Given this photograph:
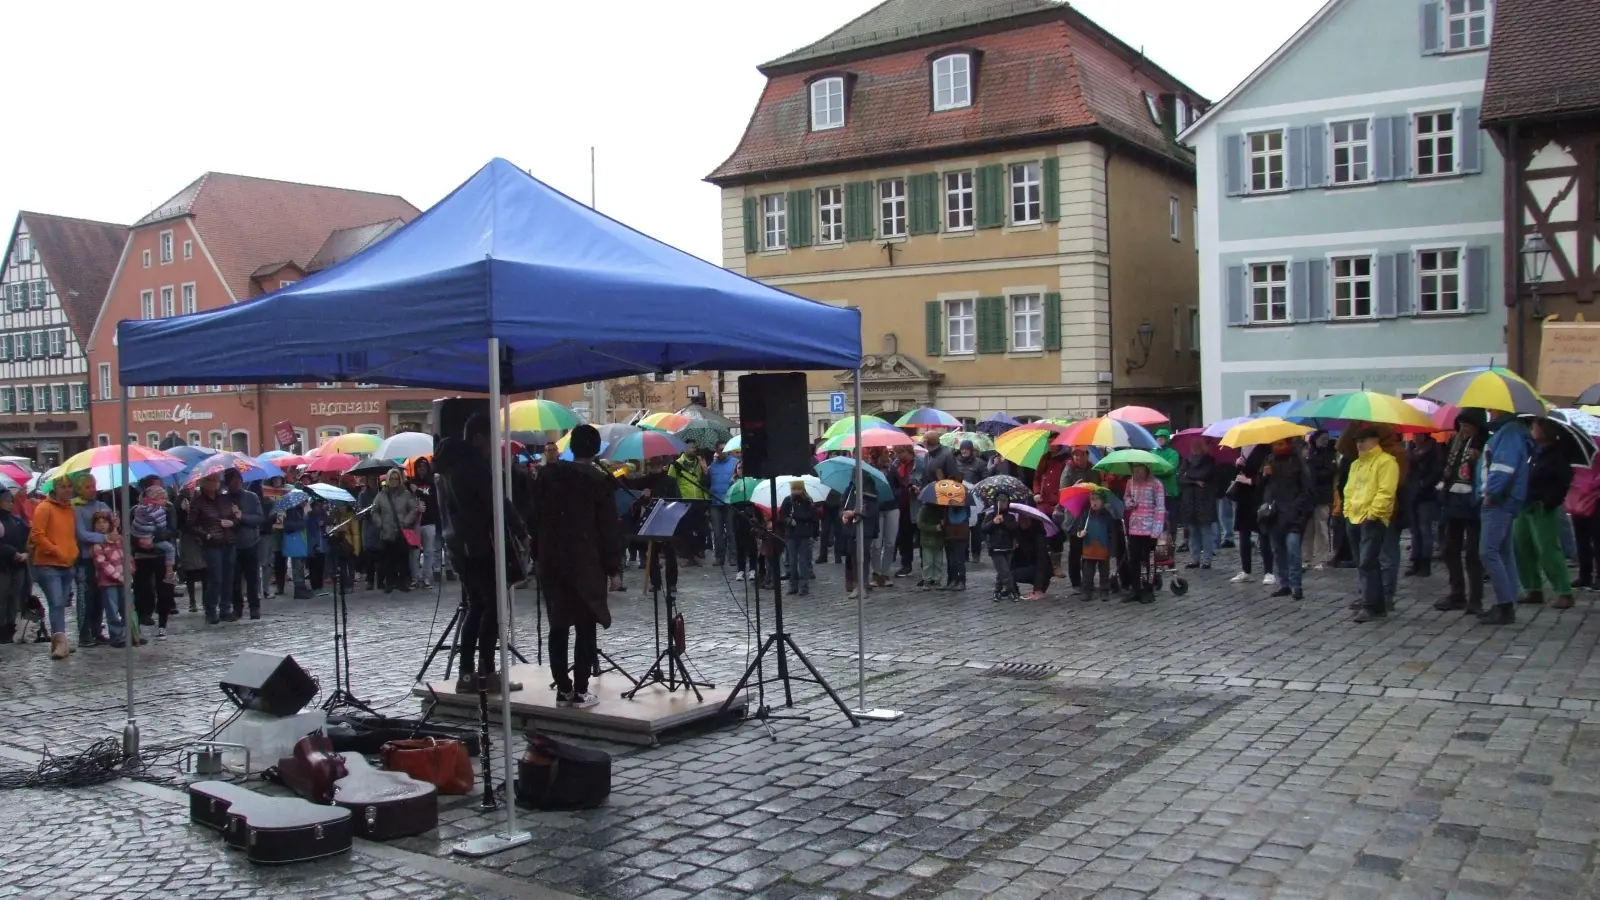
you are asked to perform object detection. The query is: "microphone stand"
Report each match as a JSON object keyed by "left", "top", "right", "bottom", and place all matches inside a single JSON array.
[{"left": 321, "top": 509, "right": 378, "bottom": 716}]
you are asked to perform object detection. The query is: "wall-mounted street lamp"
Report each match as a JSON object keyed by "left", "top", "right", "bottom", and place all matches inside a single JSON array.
[
  {"left": 1125, "top": 319, "right": 1157, "bottom": 374},
  {"left": 1522, "top": 232, "right": 1551, "bottom": 318}
]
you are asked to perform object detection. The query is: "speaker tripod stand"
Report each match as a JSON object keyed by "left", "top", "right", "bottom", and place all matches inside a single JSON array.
[{"left": 416, "top": 574, "right": 533, "bottom": 690}]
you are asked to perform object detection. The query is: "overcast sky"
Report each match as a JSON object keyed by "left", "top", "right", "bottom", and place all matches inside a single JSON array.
[{"left": 3, "top": 0, "right": 1323, "bottom": 265}]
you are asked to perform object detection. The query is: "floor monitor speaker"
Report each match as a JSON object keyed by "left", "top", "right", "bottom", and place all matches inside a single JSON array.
[
  {"left": 738, "top": 373, "right": 813, "bottom": 480},
  {"left": 220, "top": 649, "right": 318, "bottom": 717}
]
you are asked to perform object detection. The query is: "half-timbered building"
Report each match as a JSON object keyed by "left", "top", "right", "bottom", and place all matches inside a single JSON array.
[
  {"left": 1481, "top": 0, "right": 1600, "bottom": 398},
  {"left": 0, "top": 213, "right": 126, "bottom": 466}
]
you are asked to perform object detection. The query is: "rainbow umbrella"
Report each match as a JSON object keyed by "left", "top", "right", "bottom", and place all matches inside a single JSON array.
[
  {"left": 1220, "top": 417, "right": 1314, "bottom": 449},
  {"left": 318, "top": 432, "right": 382, "bottom": 455},
  {"left": 1296, "top": 391, "right": 1438, "bottom": 432},
  {"left": 1419, "top": 366, "right": 1547, "bottom": 415},
  {"left": 993, "top": 423, "right": 1069, "bottom": 468},
  {"left": 1106, "top": 405, "right": 1169, "bottom": 427},
  {"left": 938, "top": 430, "right": 995, "bottom": 453},
  {"left": 56, "top": 444, "right": 187, "bottom": 490},
  {"left": 1092, "top": 448, "right": 1175, "bottom": 477},
  {"left": 895, "top": 407, "right": 962, "bottom": 430},
  {"left": 186, "top": 451, "right": 283, "bottom": 485},
  {"left": 605, "top": 429, "right": 688, "bottom": 462},
  {"left": 638, "top": 412, "right": 693, "bottom": 432},
  {"left": 823, "top": 415, "right": 896, "bottom": 440},
  {"left": 819, "top": 429, "right": 915, "bottom": 452},
  {"left": 1057, "top": 482, "right": 1125, "bottom": 520},
  {"left": 503, "top": 399, "right": 580, "bottom": 433},
  {"left": 1052, "top": 417, "right": 1157, "bottom": 450}
]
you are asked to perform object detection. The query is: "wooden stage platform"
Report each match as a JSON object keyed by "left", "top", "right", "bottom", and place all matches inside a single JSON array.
[{"left": 412, "top": 663, "right": 747, "bottom": 746}]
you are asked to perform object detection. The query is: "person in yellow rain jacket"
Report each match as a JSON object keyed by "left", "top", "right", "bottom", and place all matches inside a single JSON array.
[{"left": 1344, "top": 427, "right": 1399, "bottom": 623}]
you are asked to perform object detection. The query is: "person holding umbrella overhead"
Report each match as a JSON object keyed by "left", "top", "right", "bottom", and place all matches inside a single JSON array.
[{"left": 1514, "top": 419, "right": 1576, "bottom": 609}]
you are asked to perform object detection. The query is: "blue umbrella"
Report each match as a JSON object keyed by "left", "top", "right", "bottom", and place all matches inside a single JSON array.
[
  {"left": 815, "top": 456, "right": 891, "bottom": 499},
  {"left": 186, "top": 452, "right": 283, "bottom": 486},
  {"left": 303, "top": 483, "right": 356, "bottom": 503},
  {"left": 1253, "top": 399, "right": 1308, "bottom": 420},
  {"left": 976, "top": 412, "right": 1021, "bottom": 437},
  {"left": 165, "top": 445, "right": 216, "bottom": 468}
]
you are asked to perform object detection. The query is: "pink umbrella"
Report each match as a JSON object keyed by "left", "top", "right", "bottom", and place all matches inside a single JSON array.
[
  {"left": 1170, "top": 428, "right": 1240, "bottom": 465},
  {"left": 305, "top": 452, "right": 358, "bottom": 474},
  {"left": 1405, "top": 397, "right": 1461, "bottom": 432},
  {"left": 1106, "top": 405, "right": 1169, "bottom": 427}
]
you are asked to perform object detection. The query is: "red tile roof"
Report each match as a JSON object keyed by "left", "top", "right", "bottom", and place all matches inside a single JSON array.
[
  {"left": 1482, "top": 0, "right": 1600, "bottom": 123},
  {"left": 136, "top": 173, "right": 419, "bottom": 299},
  {"left": 19, "top": 212, "right": 127, "bottom": 346},
  {"left": 708, "top": 11, "right": 1200, "bottom": 184}
]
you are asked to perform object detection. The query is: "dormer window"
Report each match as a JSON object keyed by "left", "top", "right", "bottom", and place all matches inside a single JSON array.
[
  {"left": 1174, "top": 97, "right": 1190, "bottom": 128},
  {"left": 810, "top": 76, "right": 845, "bottom": 131},
  {"left": 932, "top": 53, "right": 971, "bottom": 111},
  {"left": 1144, "top": 93, "right": 1162, "bottom": 126}
]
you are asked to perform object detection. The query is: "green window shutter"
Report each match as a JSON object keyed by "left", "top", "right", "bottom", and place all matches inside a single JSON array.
[
  {"left": 977, "top": 296, "right": 1006, "bottom": 353},
  {"left": 908, "top": 173, "right": 939, "bottom": 235},
  {"left": 787, "top": 190, "right": 812, "bottom": 247},
  {"left": 844, "top": 181, "right": 875, "bottom": 242},
  {"left": 924, "top": 300, "right": 943, "bottom": 357},
  {"left": 976, "top": 165, "right": 1005, "bottom": 229},
  {"left": 1043, "top": 156, "right": 1061, "bottom": 223},
  {"left": 743, "top": 197, "right": 759, "bottom": 253},
  {"left": 1044, "top": 291, "right": 1062, "bottom": 351}
]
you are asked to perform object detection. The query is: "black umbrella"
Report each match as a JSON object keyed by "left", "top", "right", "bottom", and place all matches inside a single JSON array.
[
  {"left": 1519, "top": 413, "right": 1598, "bottom": 467},
  {"left": 676, "top": 404, "right": 738, "bottom": 429},
  {"left": 1578, "top": 383, "right": 1600, "bottom": 407},
  {"left": 347, "top": 456, "right": 397, "bottom": 477}
]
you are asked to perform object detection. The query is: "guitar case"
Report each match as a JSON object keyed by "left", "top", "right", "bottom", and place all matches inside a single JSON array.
[
  {"left": 334, "top": 754, "right": 439, "bottom": 840},
  {"left": 514, "top": 732, "right": 611, "bottom": 810},
  {"left": 188, "top": 781, "right": 352, "bottom": 864}
]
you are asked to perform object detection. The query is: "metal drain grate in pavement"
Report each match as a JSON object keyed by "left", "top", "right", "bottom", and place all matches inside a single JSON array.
[{"left": 978, "top": 663, "right": 1062, "bottom": 680}]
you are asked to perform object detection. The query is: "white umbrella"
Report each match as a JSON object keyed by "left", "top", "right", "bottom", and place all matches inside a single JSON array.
[
  {"left": 751, "top": 474, "right": 829, "bottom": 509},
  {"left": 375, "top": 431, "right": 434, "bottom": 461}
]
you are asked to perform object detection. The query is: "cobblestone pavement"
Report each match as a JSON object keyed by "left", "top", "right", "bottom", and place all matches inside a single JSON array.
[{"left": 4, "top": 556, "right": 1600, "bottom": 899}]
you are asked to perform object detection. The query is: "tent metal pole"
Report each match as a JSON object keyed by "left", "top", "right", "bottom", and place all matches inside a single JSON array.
[
  {"left": 851, "top": 367, "right": 902, "bottom": 723},
  {"left": 452, "top": 337, "right": 530, "bottom": 858},
  {"left": 120, "top": 391, "right": 139, "bottom": 757}
]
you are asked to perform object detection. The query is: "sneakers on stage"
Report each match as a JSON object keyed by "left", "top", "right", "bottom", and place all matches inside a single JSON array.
[{"left": 557, "top": 691, "right": 600, "bottom": 709}]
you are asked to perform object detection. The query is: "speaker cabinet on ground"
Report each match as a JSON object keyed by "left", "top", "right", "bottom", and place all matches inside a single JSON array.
[
  {"left": 431, "top": 398, "right": 490, "bottom": 445},
  {"left": 737, "top": 373, "right": 813, "bottom": 479},
  {"left": 220, "top": 650, "right": 318, "bottom": 717}
]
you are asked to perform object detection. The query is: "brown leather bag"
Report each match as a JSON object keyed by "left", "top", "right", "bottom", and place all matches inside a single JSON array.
[{"left": 379, "top": 737, "right": 474, "bottom": 795}]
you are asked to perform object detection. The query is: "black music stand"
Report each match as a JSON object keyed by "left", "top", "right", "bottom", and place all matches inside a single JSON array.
[
  {"left": 322, "top": 516, "right": 378, "bottom": 716},
  {"left": 624, "top": 500, "right": 713, "bottom": 701}
]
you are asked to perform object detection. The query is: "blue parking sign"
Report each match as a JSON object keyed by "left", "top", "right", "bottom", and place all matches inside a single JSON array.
[{"left": 829, "top": 392, "right": 847, "bottom": 414}]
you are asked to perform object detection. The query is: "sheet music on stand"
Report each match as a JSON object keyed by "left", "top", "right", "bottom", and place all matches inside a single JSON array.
[{"left": 639, "top": 500, "right": 690, "bottom": 540}]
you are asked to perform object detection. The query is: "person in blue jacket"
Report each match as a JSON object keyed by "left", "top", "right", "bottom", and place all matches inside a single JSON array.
[
  {"left": 705, "top": 444, "right": 739, "bottom": 567},
  {"left": 1478, "top": 411, "right": 1533, "bottom": 625}
]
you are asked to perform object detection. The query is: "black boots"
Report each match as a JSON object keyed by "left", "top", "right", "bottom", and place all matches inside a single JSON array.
[{"left": 1478, "top": 604, "right": 1515, "bottom": 625}]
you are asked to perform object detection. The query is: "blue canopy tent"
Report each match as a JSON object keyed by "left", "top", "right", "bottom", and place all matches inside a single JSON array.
[{"left": 111, "top": 158, "right": 886, "bottom": 854}]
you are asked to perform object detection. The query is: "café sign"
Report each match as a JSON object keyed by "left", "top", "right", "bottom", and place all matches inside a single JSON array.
[
  {"left": 132, "top": 403, "right": 215, "bottom": 424},
  {"left": 311, "top": 401, "right": 381, "bottom": 417}
]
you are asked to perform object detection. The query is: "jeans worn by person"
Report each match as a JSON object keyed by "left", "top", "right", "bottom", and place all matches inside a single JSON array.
[
  {"left": 1217, "top": 496, "right": 1236, "bottom": 544},
  {"left": 1480, "top": 504, "right": 1520, "bottom": 607},
  {"left": 233, "top": 544, "right": 262, "bottom": 617},
  {"left": 1381, "top": 520, "right": 1402, "bottom": 604},
  {"left": 99, "top": 584, "right": 128, "bottom": 645},
  {"left": 875, "top": 509, "right": 900, "bottom": 578},
  {"left": 783, "top": 535, "right": 813, "bottom": 593},
  {"left": 1354, "top": 520, "right": 1386, "bottom": 615},
  {"left": 1189, "top": 521, "right": 1218, "bottom": 566},
  {"left": 35, "top": 565, "right": 74, "bottom": 636},
  {"left": 1410, "top": 499, "right": 1439, "bottom": 571},
  {"left": 991, "top": 550, "right": 1018, "bottom": 598},
  {"left": 409, "top": 523, "right": 440, "bottom": 585},
  {"left": 1268, "top": 529, "right": 1303, "bottom": 593},
  {"left": 708, "top": 506, "right": 733, "bottom": 566},
  {"left": 201, "top": 545, "right": 237, "bottom": 622}
]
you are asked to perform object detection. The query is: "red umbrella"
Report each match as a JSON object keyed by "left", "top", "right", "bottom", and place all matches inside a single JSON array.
[
  {"left": 0, "top": 462, "right": 28, "bottom": 484},
  {"left": 1106, "top": 405, "right": 1169, "bottom": 427},
  {"left": 305, "top": 452, "right": 358, "bottom": 474}
]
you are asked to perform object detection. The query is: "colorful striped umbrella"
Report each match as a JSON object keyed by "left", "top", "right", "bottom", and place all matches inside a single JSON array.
[
  {"left": 186, "top": 451, "right": 283, "bottom": 485},
  {"left": 823, "top": 415, "right": 896, "bottom": 439},
  {"left": 818, "top": 428, "right": 915, "bottom": 452},
  {"left": 1296, "top": 391, "right": 1438, "bottom": 432},
  {"left": 1106, "top": 405, "right": 1169, "bottom": 427},
  {"left": 938, "top": 430, "right": 995, "bottom": 453},
  {"left": 503, "top": 399, "right": 581, "bottom": 433},
  {"left": 1057, "top": 482, "right": 1125, "bottom": 520},
  {"left": 318, "top": 432, "right": 382, "bottom": 455},
  {"left": 1220, "top": 417, "right": 1314, "bottom": 449},
  {"left": 638, "top": 412, "right": 693, "bottom": 432},
  {"left": 1092, "top": 448, "right": 1175, "bottom": 477},
  {"left": 57, "top": 444, "right": 187, "bottom": 490},
  {"left": 993, "top": 423, "right": 1069, "bottom": 468},
  {"left": 1405, "top": 397, "right": 1462, "bottom": 432},
  {"left": 604, "top": 430, "right": 688, "bottom": 462},
  {"left": 305, "top": 452, "right": 359, "bottom": 474},
  {"left": 895, "top": 407, "right": 962, "bottom": 430},
  {"left": 1051, "top": 417, "right": 1158, "bottom": 450},
  {"left": 1419, "top": 366, "right": 1548, "bottom": 415}
]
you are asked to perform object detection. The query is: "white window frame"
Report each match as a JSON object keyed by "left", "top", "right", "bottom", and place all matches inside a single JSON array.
[
  {"left": 13, "top": 236, "right": 30, "bottom": 263},
  {"left": 1415, "top": 245, "right": 1465, "bottom": 315},
  {"left": 163, "top": 385, "right": 179, "bottom": 397},
  {"left": 944, "top": 170, "right": 974, "bottom": 232},
  {"left": 98, "top": 434, "right": 111, "bottom": 446},
  {"left": 810, "top": 77, "right": 844, "bottom": 131},
  {"left": 50, "top": 384, "right": 67, "bottom": 414},
  {"left": 139, "top": 290, "right": 154, "bottom": 320},
  {"left": 1328, "top": 117, "right": 1373, "bottom": 185},
  {"left": 1009, "top": 162, "right": 1042, "bottom": 225},
  {"left": 761, "top": 194, "right": 787, "bottom": 251},
  {"left": 160, "top": 286, "right": 175, "bottom": 317},
  {"left": 1143, "top": 92, "right": 1162, "bottom": 125},
  {"left": 183, "top": 239, "right": 193, "bottom": 260},
  {"left": 1329, "top": 254, "right": 1377, "bottom": 320},
  {"left": 278, "top": 280, "right": 296, "bottom": 290},
  {"left": 141, "top": 250, "right": 151, "bottom": 269},
  {"left": 816, "top": 186, "right": 844, "bottom": 244},
  {"left": 0, "top": 388, "right": 12, "bottom": 415},
  {"left": 14, "top": 386, "right": 28, "bottom": 413},
  {"left": 27, "top": 281, "right": 45, "bottom": 309},
  {"left": 207, "top": 384, "right": 222, "bottom": 393},
  {"left": 48, "top": 329, "right": 65, "bottom": 357},
  {"left": 1443, "top": 0, "right": 1491, "bottom": 52},
  {"left": 1246, "top": 129, "right": 1287, "bottom": 193},
  {"left": 33, "top": 386, "right": 48, "bottom": 413},
  {"left": 276, "top": 382, "right": 300, "bottom": 389},
  {"left": 181, "top": 282, "right": 196, "bottom": 314},
  {"left": 1175, "top": 97, "right": 1190, "bottom": 129},
  {"left": 316, "top": 425, "right": 347, "bottom": 443},
  {"left": 208, "top": 430, "right": 225, "bottom": 450},
  {"left": 932, "top": 53, "right": 972, "bottom": 111},
  {"left": 186, "top": 430, "right": 201, "bottom": 445},
  {"left": 70, "top": 382, "right": 86, "bottom": 411},
  {"left": 1246, "top": 391, "right": 1296, "bottom": 414},
  {"left": 1008, "top": 292, "right": 1044, "bottom": 352},
  {"left": 1245, "top": 259, "right": 1291, "bottom": 324},
  {"left": 1413, "top": 108, "right": 1459, "bottom": 178},
  {"left": 99, "top": 363, "right": 112, "bottom": 400},
  {"left": 879, "top": 178, "right": 907, "bottom": 238},
  {"left": 945, "top": 296, "right": 976, "bottom": 356},
  {"left": 159, "top": 230, "right": 173, "bottom": 264},
  {"left": 29, "top": 331, "right": 44, "bottom": 358},
  {"left": 1168, "top": 197, "right": 1181, "bottom": 241}
]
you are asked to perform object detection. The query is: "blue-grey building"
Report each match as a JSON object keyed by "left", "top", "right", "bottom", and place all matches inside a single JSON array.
[{"left": 1183, "top": 0, "right": 1505, "bottom": 422}]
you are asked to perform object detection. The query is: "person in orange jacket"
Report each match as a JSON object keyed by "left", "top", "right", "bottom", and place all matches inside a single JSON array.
[{"left": 29, "top": 477, "right": 79, "bottom": 659}]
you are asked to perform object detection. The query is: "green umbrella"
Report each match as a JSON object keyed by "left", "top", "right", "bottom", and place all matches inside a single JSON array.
[
  {"left": 939, "top": 430, "right": 995, "bottom": 453},
  {"left": 823, "top": 415, "right": 894, "bottom": 439},
  {"left": 724, "top": 476, "right": 762, "bottom": 505},
  {"left": 1093, "top": 448, "right": 1174, "bottom": 477},
  {"left": 677, "top": 421, "right": 733, "bottom": 446}
]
